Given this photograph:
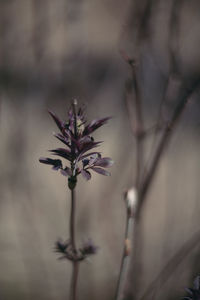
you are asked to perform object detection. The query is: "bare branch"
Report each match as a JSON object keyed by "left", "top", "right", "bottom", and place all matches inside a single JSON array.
[{"left": 139, "top": 230, "right": 200, "bottom": 300}]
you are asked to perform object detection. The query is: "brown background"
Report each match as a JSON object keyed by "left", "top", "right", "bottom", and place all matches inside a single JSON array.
[{"left": 0, "top": 1, "right": 200, "bottom": 299}]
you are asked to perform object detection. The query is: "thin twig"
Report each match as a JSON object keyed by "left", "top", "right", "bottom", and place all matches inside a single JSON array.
[
  {"left": 115, "top": 188, "right": 138, "bottom": 300},
  {"left": 115, "top": 214, "right": 133, "bottom": 300},
  {"left": 138, "top": 80, "right": 200, "bottom": 216},
  {"left": 125, "top": 60, "right": 144, "bottom": 188},
  {"left": 117, "top": 56, "right": 144, "bottom": 300},
  {"left": 139, "top": 230, "right": 200, "bottom": 300},
  {"left": 70, "top": 261, "right": 79, "bottom": 300}
]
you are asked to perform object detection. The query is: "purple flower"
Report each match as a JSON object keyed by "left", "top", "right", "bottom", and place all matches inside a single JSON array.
[
  {"left": 39, "top": 101, "right": 113, "bottom": 187},
  {"left": 54, "top": 239, "right": 70, "bottom": 254},
  {"left": 54, "top": 238, "right": 98, "bottom": 261},
  {"left": 184, "top": 276, "right": 200, "bottom": 300},
  {"left": 80, "top": 239, "right": 98, "bottom": 256}
]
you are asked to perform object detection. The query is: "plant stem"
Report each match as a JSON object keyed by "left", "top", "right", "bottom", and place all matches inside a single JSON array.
[
  {"left": 115, "top": 188, "right": 137, "bottom": 300},
  {"left": 70, "top": 188, "right": 76, "bottom": 251},
  {"left": 139, "top": 229, "right": 200, "bottom": 300},
  {"left": 139, "top": 80, "right": 200, "bottom": 215},
  {"left": 115, "top": 214, "right": 134, "bottom": 300},
  {"left": 69, "top": 188, "right": 79, "bottom": 300},
  {"left": 70, "top": 260, "right": 79, "bottom": 300},
  {"left": 115, "top": 63, "right": 144, "bottom": 300},
  {"left": 69, "top": 99, "right": 79, "bottom": 300}
]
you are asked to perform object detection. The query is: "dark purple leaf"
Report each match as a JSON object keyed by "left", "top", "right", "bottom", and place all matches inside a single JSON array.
[
  {"left": 50, "top": 148, "right": 71, "bottom": 161},
  {"left": 77, "top": 106, "right": 86, "bottom": 121},
  {"left": 54, "top": 133, "right": 71, "bottom": 148},
  {"left": 60, "top": 167, "right": 72, "bottom": 177},
  {"left": 52, "top": 165, "right": 61, "bottom": 171},
  {"left": 81, "top": 169, "right": 91, "bottom": 180},
  {"left": 91, "top": 167, "right": 111, "bottom": 176},
  {"left": 63, "top": 128, "right": 78, "bottom": 145},
  {"left": 55, "top": 239, "right": 70, "bottom": 253},
  {"left": 39, "top": 157, "right": 62, "bottom": 168},
  {"left": 94, "top": 157, "right": 114, "bottom": 168},
  {"left": 48, "top": 110, "right": 64, "bottom": 132},
  {"left": 83, "top": 117, "right": 111, "bottom": 136},
  {"left": 78, "top": 141, "right": 102, "bottom": 156},
  {"left": 81, "top": 239, "right": 98, "bottom": 256},
  {"left": 79, "top": 136, "right": 93, "bottom": 144}
]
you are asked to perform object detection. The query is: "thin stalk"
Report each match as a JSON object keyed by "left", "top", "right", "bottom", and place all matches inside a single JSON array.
[
  {"left": 115, "top": 62, "right": 143, "bottom": 300},
  {"left": 115, "top": 188, "right": 138, "bottom": 300},
  {"left": 70, "top": 261, "right": 79, "bottom": 300},
  {"left": 70, "top": 188, "right": 76, "bottom": 251},
  {"left": 115, "top": 214, "right": 134, "bottom": 300},
  {"left": 69, "top": 99, "right": 79, "bottom": 300},
  {"left": 139, "top": 229, "right": 200, "bottom": 300},
  {"left": 138, "top": 81, "right": 200, "bottom": 216}
]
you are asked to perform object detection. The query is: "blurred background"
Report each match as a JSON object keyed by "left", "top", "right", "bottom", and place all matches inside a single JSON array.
[{"left": 0, "top": 0, "right": 200, "bottom": 299}]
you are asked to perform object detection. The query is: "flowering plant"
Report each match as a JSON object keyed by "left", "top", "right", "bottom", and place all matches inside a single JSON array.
[
  {"left": 39, "top": 100, "right": 113, "bottom": 189},
  {"left": 39, "top": 100, "right": 113, "bottom": 300}
]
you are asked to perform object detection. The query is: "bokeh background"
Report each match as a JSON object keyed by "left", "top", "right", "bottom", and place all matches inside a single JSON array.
[{"left": 0, "top": 0, "right": 200, "bottom": 299}]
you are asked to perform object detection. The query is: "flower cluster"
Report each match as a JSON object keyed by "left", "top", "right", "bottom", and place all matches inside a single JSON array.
[
  {"left": 184, "top": 276, "right": 200, "bottom": 300},
  {"left": 55, "top": 238, "right": 98, "bottom": 261},
  {"left": 39, "top": 101, "right": 113, "bottom": 189}
]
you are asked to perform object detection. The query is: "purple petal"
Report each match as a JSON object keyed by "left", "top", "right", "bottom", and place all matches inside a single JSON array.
[
  {"left": 91, "top": 167, "right": 111, "bottom": 176},
  {"left": 78, "top": 152, "right": 101, "bottom": 162},
  {"left": 48, "top": 110, "right": 64, "bottom": 132},
  {"left": 55, "top": 239, "right": 70, "bottom": 253},
  {"left": 94, "top": 157, "right": 114, "bottom": 168},
  {"left": 83, "top": 117, "right": 111, "bottom": 136},
  {"left": 81, "top": 169, "right": 91, "bottom": 180},
  {"left": 50, "top": 148, "right": 71, "bottom": 161},
  {"left": 52, "top": 165, "right": 61, "bottom": 171},
  {"left": 79, "top": 136, "right": 92, "bottom": 144},
  {"left": 88, "top": 154, "right": 99, "bottom": 165},
  {"left": 81, "top": 239, "right": 98, "bottom": 255},
  {"left": 82, "top": 158, "right": 89, "bottom": 167},
  {"left": 60, "top": 167, "right": 72, "bottom": 177}
]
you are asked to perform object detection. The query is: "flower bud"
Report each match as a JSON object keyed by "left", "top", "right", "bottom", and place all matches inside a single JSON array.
[
  {"left": 124, "top": 187, "right": 138, "bottom": 218},
  {"left": 68, "top": 176, "right": 77, "bottom": 190}
]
